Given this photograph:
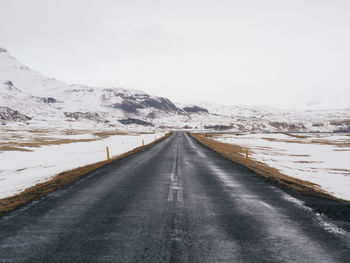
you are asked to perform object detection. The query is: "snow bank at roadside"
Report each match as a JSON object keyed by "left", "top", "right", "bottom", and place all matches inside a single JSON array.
[
  {"left": 0, "top": 133, "right": 165, "bottom": 198},
  {"left": 213, "top": 133, "right": 350, "bottom": 201}
]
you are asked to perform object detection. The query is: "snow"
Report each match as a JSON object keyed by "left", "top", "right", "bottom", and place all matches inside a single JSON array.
[
  {"left": 2, "top": 46, "right": 350, "bottom": 200},
  {"left": 2, "top": 46, "right": 350, "bottom": 133},
  {"left": 213, "top": 133, "right": 350, "bottom": 201},
  {"left": 0, "top": 132, "right": 165, "bottom": 199},
  {"left": 0, "top": 49, "right": 68, "bottom": 96}
]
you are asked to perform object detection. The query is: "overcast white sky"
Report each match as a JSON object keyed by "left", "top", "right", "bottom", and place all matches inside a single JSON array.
[{"left": 1, "top": 0, "right": 350, "bottom": 109}]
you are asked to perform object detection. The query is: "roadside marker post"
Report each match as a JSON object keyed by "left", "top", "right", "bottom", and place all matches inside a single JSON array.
[
  {"left": 246, "top": 149, "right": 248, "bottom": 163},
  {"left": 142, "top": 139, "right": 144, "bottom": 146},
  {"left": 106, "top": 146, "right": 110, "bottom": 161}
]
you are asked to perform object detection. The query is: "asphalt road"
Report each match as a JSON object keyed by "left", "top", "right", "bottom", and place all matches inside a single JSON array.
[{"left": 0, "top": 131, "right": 350, "bottom": 262}]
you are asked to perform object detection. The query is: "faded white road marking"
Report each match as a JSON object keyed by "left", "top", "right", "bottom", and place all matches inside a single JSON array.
[
  {"left": 168, "top": 188, "right": 174, "bottom": 201},
  {"left": 167, "top": 135, "right": 184, "bottom": 203}
]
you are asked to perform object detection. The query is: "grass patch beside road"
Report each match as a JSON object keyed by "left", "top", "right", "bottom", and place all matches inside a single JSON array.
[
  {"left": 0, "top": 146, "right": 33, "bottom": 152},
  {"left": 0, "top": 130, "right": 159, "bottom": 152}
]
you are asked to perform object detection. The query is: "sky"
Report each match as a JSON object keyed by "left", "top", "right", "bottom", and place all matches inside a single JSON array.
[{"left": 0, "top": 0, "right": 350, "bottom": 109}]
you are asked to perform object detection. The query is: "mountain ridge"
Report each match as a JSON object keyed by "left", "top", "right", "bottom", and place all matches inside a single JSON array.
[{"left": 0, "top": 47, "right": 349, "bottom": 133}]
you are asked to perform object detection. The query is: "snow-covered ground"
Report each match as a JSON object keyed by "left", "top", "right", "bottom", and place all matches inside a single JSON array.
[
  {"left": 0, "top": 132, "right": 165, "bottom": 199},
  {"left": 212, "top": 133, "right": 350, "bottom": 201}
]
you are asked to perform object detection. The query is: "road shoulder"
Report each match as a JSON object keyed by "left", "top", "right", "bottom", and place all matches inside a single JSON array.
[{"left": 0, "top": 131, "right": 173, "bottom": 216}]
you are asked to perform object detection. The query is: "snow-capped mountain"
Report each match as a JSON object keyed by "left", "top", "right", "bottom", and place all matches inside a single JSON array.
[
  {"left": 188, "top": 101, "right": 350, "bottom": 132},
  {"left": 0, "top": 47, "right": 192, "bottom": 128},
  {"left": 1, "top": 46, "right": 350, "bottom": 133},
  {"left": 0, "top": 47, "right": 67, "bottom": 96}
]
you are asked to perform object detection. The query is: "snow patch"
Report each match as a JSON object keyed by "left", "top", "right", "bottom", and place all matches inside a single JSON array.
[
  {"left": 214, "top": 133, "right": 350, "bottom": 201},
  {"left": 0, "top": 132, "right": 165, "bottom": 198}
]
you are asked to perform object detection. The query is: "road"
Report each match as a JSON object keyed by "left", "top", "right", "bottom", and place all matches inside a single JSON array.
[{"left": 0, "top": 131, "right": 349, "bottom": 262}]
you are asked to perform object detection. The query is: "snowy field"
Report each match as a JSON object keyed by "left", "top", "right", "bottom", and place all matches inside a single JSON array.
[
  {"left": 212, "top": 133, "right": 350, "bottom": 201},
  {"left": 0, "top": 131, "right": 165, "bottom": 199}
]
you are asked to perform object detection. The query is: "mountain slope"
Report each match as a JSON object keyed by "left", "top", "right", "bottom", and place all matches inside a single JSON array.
[
  {"left": 0, "top": 48, "right": 67, "bottom": 96},
  {"left": 0, "top": 47, "right": 199, "bottom": 129},
  {"left": 0, "top": 46, "right": 349, "bottom": 133}
]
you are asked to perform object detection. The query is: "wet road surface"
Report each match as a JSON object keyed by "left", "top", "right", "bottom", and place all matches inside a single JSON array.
[{"left": 0, "top": 131, "right": 349, "bottom": 262}]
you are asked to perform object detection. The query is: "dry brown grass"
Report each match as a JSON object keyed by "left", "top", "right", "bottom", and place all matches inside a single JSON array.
[
  {"left": 293, "top": 160, "right": 322, "bottom": 164},
  {"left": 329, "top": 168, "right": 350, "bottom": 175},
  {"left": 283, "top": 133, "right": 309, "bottom": 139},
  {"left": 309, "top": 139, "right": 350, "bottom": 147},
  {"left": 207, "top": 132, "right": 350, "bottom": 148},
  {"left": 18, "top": 138, "right": 97, "bottom": 147},
  {"left": 0, "top": 138, "right": 98, "bottom": 152},
  {"left": 289, "top": 154, "right": 310, "bottom": 157},
  {"left": 190, "top": 133, "right": 343, "bottom": 201},
  {"left": 0, "top": 146, "right": 32, "bottom": 152},
  {"left": 259, "top": 136, "right": 350, "bottom": 148},
  {"left": 0, "top": 131, "right": 173, "bottom": 216},
  {"left": 135, "top": 131, "right": 156, "bottom": 135},
  {"left": 0, "top": 130, "right": 145, "bottom": 152},
  {"left": 93, "top": 131, "right": 129, "bottom": 138},
  {"left": 27, "top": 129, "right": 52, "bottom": 134}
]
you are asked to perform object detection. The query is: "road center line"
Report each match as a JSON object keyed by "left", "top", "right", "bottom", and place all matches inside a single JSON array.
[{"left": 168, "top": 136, "right": 184, "bottom": 203}]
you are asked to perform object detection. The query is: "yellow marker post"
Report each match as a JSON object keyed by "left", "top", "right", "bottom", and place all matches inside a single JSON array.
[
  {"left": 106, "top": 146, "right": 110, "bottom": 161},
  {"left": 246, "top": 149, "right": 248, "bottom": 163},
  {"left": 142, "top": 139, "right": 144, "bottom": 146}
]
